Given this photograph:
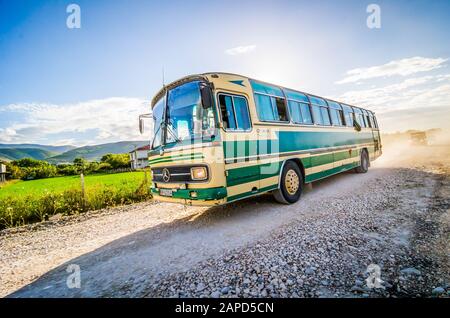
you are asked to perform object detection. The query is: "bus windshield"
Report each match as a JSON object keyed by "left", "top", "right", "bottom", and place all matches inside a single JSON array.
[{"left": 151, "top": 81, "right": 217, "bottom": 149}]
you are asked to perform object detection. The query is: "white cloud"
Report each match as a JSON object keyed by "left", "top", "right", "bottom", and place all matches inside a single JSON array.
[
  {"left": 335, "top": 73, "right": 450, "bottom": 132},
  {"left": 336, "top": 57, "right": 447, "bottom": 84},
  {"left": 0, "top": 97, "right": 151, "bottom": 145},
  {"left": 335, "top": 73, "right": 450, "bottom": 118},
  {"left": 0, "top": 127, "right": 18, "bottom": 142},
  {"left": 225, "top": 45, "right": 256, "bottom": 56}
]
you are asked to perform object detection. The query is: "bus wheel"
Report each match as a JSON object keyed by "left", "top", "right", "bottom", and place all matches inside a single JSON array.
[
  {"left": 273, "top": 161, "right": 303, "bottom": 204},
  {"left": 355, "top": 150, "right": 369, "bottom": 173}
]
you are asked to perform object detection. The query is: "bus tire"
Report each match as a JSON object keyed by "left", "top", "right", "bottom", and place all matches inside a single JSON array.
[
  {"left": 355, "top": 149, "right": 369, "bottom": 173},
  {"left": 273, "top": 161, "right": 303, "bottom": 204}
]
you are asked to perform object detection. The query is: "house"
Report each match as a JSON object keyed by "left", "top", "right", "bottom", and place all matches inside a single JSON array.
[
  {"left": 0, "top": 163, "right": 7, "bottom": 183},
  {"left": 129, "top": 144, "right": 150, "bottom": 169}
]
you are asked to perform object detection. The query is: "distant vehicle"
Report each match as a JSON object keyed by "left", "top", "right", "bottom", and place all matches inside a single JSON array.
[
  {"left": 410, "top": 132, "right": 428, "bottom": 146},
  {"left": 139, "top": 73, "right": 382, "bottom": 206}
]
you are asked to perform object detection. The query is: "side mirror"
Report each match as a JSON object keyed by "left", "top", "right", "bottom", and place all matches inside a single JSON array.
[
  {"left": 200, "top": 83, "right": 213, "bottom": 109},
  {"left": 139, "top": 118, "right": 144, "bottom": 134}
]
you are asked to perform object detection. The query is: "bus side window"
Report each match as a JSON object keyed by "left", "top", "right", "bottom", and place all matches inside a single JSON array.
[
  {"left": 352, "top": 108, "right": 366, "bottom": 128},
  {"left": 366, "top": 115, "right": 373, "bottom": 128},
  {"left": 288, "top": 100, "right": 313, "bottom": 125},
  {"left": 251, "top": 80, "right": 288, "bottom": 122},
  {"left": 329, "top": 109, "right": 339, "bottom": 125},
  {"left": 320, "top": 107, "right": 331, "bottom": 125},
  {"left": 284, "top": 89, "right": 313, "bottom": 125},
  {"left": 311, "top": 105, "right": 331, "bottom": 126},
  {"left": 332, "top": 108, "right": 345, "bottom": 126},
  {"left": 218, "top": 93, "right": 251, "bottom": 131},
  {"left": 338, "top": 109, "right": 345, "bottom": 125},
  {"left": 233, "top": 96, "right": 251, "bottom": 130},
  {"left": 341, "top": 105, "right": 353, "bottom": 127},
  {"left": 273, "top": 97, "right": 288, "bottom": 121},
  {"left": 362, "top": 111, "right": 369, "bottom": 128},
  {"left": 255, "top": 94, "right": 274, "bottom": 121},
  {"left": 254, "top": 93, "right": 288, "bottom": 122},
  {"left": 357, "top": 114, "right": 364, "bottom": 127},
  {"left": 327, "top": 101, "right": 344, "bottom": 126},
  {"left": 373, "top": 116, "right": 379, "bottom": 128},
  {"left": 345, "top": 112, "right": 353, "bottom": 126},
  {"left": 360, "top": 114, "right": 367, "bottom": 127},
  {"left": 300, "top": 103, "right": 313, "bottom": 124},
  {"left": 219, "top": 94, "right": 236, "bottom": 129},
  {"left": 311, "top": 105, "right": 323, "bottom": 125},
  {"left": 288, "top": 100, "right": 303, "bottom": 123}
]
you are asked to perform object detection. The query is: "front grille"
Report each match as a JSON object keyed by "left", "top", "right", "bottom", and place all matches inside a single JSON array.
[{"left": 152, "top": 165, "right": 208, "bottom": 183}]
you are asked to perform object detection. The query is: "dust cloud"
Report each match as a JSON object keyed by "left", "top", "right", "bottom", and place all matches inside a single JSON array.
[{"left": 376, "top": 128, "right": 450, "bottom": 168}]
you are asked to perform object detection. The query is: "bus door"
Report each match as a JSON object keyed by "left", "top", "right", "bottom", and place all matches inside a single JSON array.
[{"left": 218, "top": 92, "right": 259, "bottom": 193}]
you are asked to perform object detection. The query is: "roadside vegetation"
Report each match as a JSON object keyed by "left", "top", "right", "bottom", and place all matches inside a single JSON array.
[
  {"left": 0, "top": 171, "right": 151, "bottom": 230},
  {"left": 4, "top": 153, "right": 131, "bottom": 181},
  {"left": 0, "top": 153, "right": 152, "bottom": 230}
]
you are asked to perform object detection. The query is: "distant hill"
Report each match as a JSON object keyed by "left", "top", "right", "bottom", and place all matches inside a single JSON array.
[
  {"left": 0, "top": 143, "right": 76, "bottom": 153},
  {"left": 0, "top": 148, "right": 56, "bottom": 161},
  {"left": 46, "top": 141, "right": 149, "bottom": 163}
]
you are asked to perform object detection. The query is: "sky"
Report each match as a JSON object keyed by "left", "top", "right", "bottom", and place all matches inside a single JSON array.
[{"left": 0, "top": 0, "right": 449, "bottom": 146}]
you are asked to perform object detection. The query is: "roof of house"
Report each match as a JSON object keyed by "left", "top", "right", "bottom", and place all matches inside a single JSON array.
[{"left": 130, "top": 144, "right": 150, "bottom": 152}]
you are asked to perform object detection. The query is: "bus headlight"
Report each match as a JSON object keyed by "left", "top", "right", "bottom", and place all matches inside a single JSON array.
[{"left": 190, "top": 167, "right": 208, "bottom": 180}]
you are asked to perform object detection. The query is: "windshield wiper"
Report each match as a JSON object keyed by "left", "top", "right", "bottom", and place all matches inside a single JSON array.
[{"left": 165, "top": 119, "right": 181, "bottom": 144}]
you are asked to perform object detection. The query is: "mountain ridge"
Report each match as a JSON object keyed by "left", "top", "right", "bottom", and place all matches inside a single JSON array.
[
  {"left": 46, "top": 140, "right": 149, "bottom": 163},
  {"left": 0, "top": 148, "right": 56, "bottom": 161},
  {"left": 0, "top": 143, "right": 76, "bottom": 153},
  {"left": 0, "top": 141, "right": 149, "bottom": 163}
]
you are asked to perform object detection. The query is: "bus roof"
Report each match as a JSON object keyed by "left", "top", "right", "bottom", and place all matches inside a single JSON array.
[{"left": 151, "top": 72, "right": 375, "bottom": 115}]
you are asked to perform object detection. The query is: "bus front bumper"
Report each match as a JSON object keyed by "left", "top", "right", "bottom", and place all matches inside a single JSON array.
[{"left": 151, "top": 186, "right": 228, "bottom": 206}]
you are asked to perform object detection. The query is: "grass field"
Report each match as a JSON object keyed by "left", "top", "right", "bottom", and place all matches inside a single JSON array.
[
  {"left": 0, "top": 172, "right": 147, "bottom": 198},
  {"left": 0, "top": 171, "right": 152, "bottom": 229}
]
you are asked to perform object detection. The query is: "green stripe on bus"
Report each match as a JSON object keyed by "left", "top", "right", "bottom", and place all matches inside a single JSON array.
[
  {"left": 226, "top": 162, "right": 282, "bottom": 187},
  {"left": 332, "top": 149, "right": 360, "bottom": 162},
  {"left": 227, "top": 184, "right": 279, "bottom": 202},
  {"left": 228, "top": 161, "right": 359, "bottom": 202},
  {"left": 152, "top": 186, "right": 227, "bottom": 200},
  {"left": 149, "top": 153, "right": 204, "bottom": 165},
  {"left": 305, "top": 162, "right": 359, "bottom": 183},
  {"left": 225, "top": 149, "right": 361, "bottom": 187},
  {"left": 149, "top": 155, "right": 204, "bottom": 165},
  {"left": 223, "top": 130, "right": 374, "bottom": 159}
]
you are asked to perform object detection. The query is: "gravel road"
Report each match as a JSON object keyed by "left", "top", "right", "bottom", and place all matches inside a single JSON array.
[{"left": 1, "top": 144, "right": 449, "bottom": 298}]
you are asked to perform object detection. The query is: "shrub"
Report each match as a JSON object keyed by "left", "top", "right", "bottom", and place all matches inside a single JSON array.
[
  {"left": 9, "top": 158, "right": 58, "bottom": 180},
  {"left": 57, "top": 164, "right": 79, "bottom": 176},
  {"left": 101, "top": 153, "right": 130, "bottom": 169},
  {"left": 0, "top": 172, "right": 152, "bottom": 230}
]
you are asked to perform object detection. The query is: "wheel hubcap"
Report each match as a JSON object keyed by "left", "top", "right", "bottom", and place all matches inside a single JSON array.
[{"left": 285, "top": 169, "right": 300, "bottom": 195}]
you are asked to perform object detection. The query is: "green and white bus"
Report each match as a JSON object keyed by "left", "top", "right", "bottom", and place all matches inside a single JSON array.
[{"left": 139, "top": 72, "right": 382, "bottom": 206}]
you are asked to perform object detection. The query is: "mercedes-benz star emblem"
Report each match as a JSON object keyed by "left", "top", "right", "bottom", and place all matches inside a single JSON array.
[{"left": 162, "top": 168, "right": 170, "bottom": 182}]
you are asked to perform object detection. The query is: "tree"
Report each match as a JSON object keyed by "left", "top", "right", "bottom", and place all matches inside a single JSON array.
[
  {"left": 9, "top": 158, "right": 57, "bottom": 180},
  {"left": 57, "top": 164, "right": 79, "bottom": 176},
  {"left": 5, "top": 162, "right": 23, "bottom": 180},
  {"left": 73, "top": 157, "right": 88, "bottom": 174},
  {"left": 12, "top": 158, "right": 43, "bottom": 168},
  {"left": 100, "top": 153, "right": 130, "bottom": 169}
]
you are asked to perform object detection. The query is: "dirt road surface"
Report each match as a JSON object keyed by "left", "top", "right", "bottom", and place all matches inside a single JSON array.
[{"left": 1, "top": 143, "right": 449, "bottom": 298}]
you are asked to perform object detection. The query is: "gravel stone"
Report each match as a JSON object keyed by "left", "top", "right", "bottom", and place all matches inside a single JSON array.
[{"left": 2, "top": 146, "right": 449, "bottom": 298}]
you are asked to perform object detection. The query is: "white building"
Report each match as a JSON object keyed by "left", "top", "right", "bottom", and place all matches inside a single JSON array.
[{"left": 129, "top": 145, "right": 150, "bottom": 169}]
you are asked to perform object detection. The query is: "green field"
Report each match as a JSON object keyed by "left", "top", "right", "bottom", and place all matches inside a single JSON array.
[
  {"left": 0, "top": 172, "right": 146, "bottom": 198},
  {"left": 0, "top": 171, "right": 151, "bottom": 229}
]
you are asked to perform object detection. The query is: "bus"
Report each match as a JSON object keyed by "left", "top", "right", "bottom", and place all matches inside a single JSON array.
[{"left": 139, "top": 72, "right": 382, "bottom": 206}]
